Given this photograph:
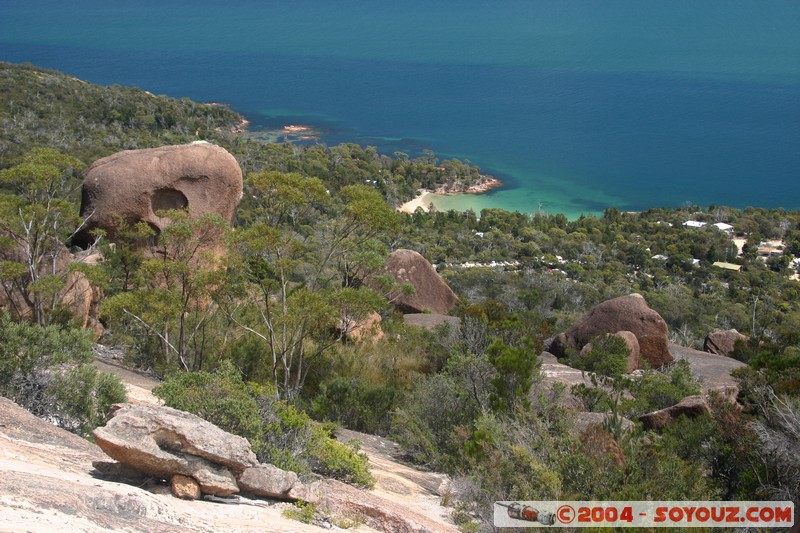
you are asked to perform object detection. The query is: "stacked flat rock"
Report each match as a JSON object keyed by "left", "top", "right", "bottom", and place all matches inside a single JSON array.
[{"left": 93, "top": 403, "right": 311, "bottom": 501}]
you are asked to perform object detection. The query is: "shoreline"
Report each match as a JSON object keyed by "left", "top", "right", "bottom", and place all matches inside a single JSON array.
[
  {"left": 398, "top": 190, "right": 435, "bottom": 213},
  {"left": 397, "top": 176, "right": 503, "bottom": 214},
  {"left": 435, "top": 176, "right": 503, "bottom": 195}
]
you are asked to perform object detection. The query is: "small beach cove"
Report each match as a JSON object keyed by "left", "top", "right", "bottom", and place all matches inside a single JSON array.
[{"left": 398, "top": 176, "right": 503, "bottom": 214}]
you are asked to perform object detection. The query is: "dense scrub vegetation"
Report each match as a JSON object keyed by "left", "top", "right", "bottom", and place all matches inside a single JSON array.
[
  {"left": 0, "top": 316, "right": 126, "bottom": 437},
  {"left": 0, "top": 62, "right": 242, "bottom": 166},
  {"left": 1, "top": 61, "right": 799, "bottom": 531}
]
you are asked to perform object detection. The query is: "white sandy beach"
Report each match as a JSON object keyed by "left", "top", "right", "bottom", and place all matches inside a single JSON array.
[{"left": 398, "top": 190, "right": 434, "bottom": 213}]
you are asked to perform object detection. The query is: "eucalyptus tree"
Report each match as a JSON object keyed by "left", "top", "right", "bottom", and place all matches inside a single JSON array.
[
  {"left": 226, "top": 171, "right": 398, "bottom": 399},
  {"left": 100, "top": 211, "right": 231, "bottom": 372},
  {"left": 0, "top": 148, "right": 84, "bottom": 325}
]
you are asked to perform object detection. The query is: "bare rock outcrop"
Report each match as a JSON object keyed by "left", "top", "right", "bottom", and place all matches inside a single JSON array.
[
  {"left": 75, "top": 142, "right": 243, "bottom": 247},
  {"left": 670, "top": 343, "right": 746, "bottom": 398},
  {"left": 342, "top": 311, "right": 384, "bottom": 342},
  {"left": 3, "top": 393, "right": 459, "bottom": 531},
  {"left": 238, "top": 464, "right": 315, "bottom": 502},
  {"left": 382, "top": 249, "right": 458, "bottom": 315},
  {"left": 549, "top": 294, "right": 673, "bottom": 368},
  {"left": 59, "top": 270, "right": 95, "bottom": 328},
  {"left": 703, "top": 329, "right": 748, "bottom": 357},
  {"left": 639, "top": 395, "right": 711, "bottom": 430},
  {"left": 0, "top": 397, "right": 326, "bottom": 532},
  {"left": 312, "top": 478, "right": 457, "bottom": 533},
  {"left": 93, "top": 403, "right": 257, "bottom": 496}
]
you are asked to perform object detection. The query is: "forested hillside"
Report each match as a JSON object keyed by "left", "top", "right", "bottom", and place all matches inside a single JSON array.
[
  {"left": 0, "top": 62, "right": 242, "bottom": 166},
  {"left": 1, "top": 62, "right": 486, "bottom": 205},
  {"left": 1, "top": 61, "right": 798, "bottom": 531}
]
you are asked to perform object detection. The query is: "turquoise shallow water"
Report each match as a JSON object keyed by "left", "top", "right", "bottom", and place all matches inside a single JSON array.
[{"left": 2, "top": 0, "right": 799, "bottom": 217}]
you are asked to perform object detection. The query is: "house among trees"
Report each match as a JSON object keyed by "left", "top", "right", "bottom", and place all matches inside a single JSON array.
[
  {"left": 683, "top": 220, "right": 706, "bottom": 228},
  {"left": 712, "top": 261, "right": 743, "bottom": 272},
  {"left": 712, "top": 222, "right": 734, "bottom": 232}
]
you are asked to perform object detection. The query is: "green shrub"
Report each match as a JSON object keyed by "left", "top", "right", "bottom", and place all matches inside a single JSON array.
[
  {"left": 487, "top": 338, "right": 537, "bottom": 413},
  {"left": 389, "top": 408, "right": 439, "bottom": 465},
  {"left": 389, "top": 351, "right": 492, "bottom": 469},
  {"left": 282, "top": 499, "right": 317, "bottom": 524},
  {"left": 309, "top": 431, "right": 374, "bottom": 488},
  {"left": 259, "top": 393, "right": 375, "bottom": 488},
  {"left": 153, "top": 361, "right": 265, "bottom": 448},
  {"left": 154, "top": 361, "right": 374, "bottom": 488},
  {"left": 623, "top": 359, "right": 700, "bottom": 415},
  {"left": 48, "top": 363, "right": 127, "bottom": 436},
  {"left": 569, "top": 333, "right": 630, "bottom": 378},
  {"left": 0, "top": 316, "right": 126, "bottom": 437},
  {"left": 451, "top": 413, "right": 564, "bottom": 530},
  {"left": 311, "top": 376, "right": 399, "bottom": 434}
]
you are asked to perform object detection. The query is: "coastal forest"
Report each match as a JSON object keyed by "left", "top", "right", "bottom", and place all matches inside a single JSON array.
[{"left": 1, "top": 62, "right": 799, "bottom": 531}]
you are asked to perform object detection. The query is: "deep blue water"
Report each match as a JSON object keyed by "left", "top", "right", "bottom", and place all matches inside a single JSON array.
[{"left": 2, "top": 0, "right": 799, "bottom": 217}]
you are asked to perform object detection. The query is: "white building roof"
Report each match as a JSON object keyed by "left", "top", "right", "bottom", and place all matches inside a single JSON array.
[{"left": 683, "top": 220, "right": 707, "bottom": 228}]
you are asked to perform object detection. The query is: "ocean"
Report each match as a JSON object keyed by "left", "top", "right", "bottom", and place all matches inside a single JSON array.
[{"left": 2, "top": 0, "right": 799, "bottom": 218}]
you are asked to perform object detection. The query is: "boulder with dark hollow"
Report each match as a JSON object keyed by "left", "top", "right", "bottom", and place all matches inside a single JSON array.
[
  {"left": 703, "top": 329, "right": 748, "bottom": 357},
  {"left": 549, "top": 294, "right": 673, "bottom": 369},
  {"left": 75, "top": 142, "right": 243, "bottom": 247},
  {"left": 382, "top": 249, "right": 458, "bottom": 315}
]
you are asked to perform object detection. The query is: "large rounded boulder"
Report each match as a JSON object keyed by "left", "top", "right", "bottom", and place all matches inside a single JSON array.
[
  {"left": 382, "top": 249, "right": 458, "bottom": 315},
  {"left": 549, "top": 294, "right": 673, "bottom": 368},
  {"left": 75, "top": 142, "right": 242, "bottom": 247}
]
